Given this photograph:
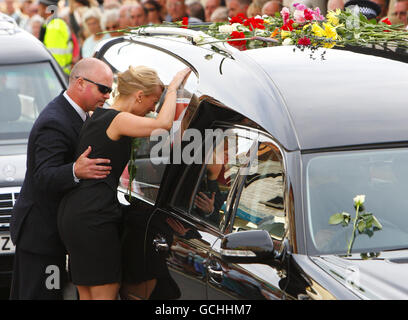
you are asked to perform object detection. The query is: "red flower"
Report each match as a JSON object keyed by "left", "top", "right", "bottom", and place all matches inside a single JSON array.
[
  {"left": 182, "top": 17, "right": 188, "bottom": 28},
  {"left": 381, "top": 18, "right": 392, "bottom": 25},
  {"left": 229, "top": 13, "right": 246, "bottom": 24},
  {"left": 380, "top": 18, "right": 392, "bottom": 32},
  {"left": 243, "top": 17, "right": 265, "bottom": 31},
  {"left": 281, "top": 19, "right": 294, "bottom": 31},
  {"left": 227, "top": 31, "right": 247, "bottom": 50},
  {"left": 304, "top": 8, "right": 314, "bottom": 21},
  {"left": 298, "top": 37, "right": 311, "bottom": 46}
]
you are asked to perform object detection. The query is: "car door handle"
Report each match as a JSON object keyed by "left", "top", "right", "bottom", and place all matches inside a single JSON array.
[
  {"left": 153, "top": 235, "right": 169, "bottom": 253},
  {"left": 207, "top": 261, "right": 223, "bottom": 284}
]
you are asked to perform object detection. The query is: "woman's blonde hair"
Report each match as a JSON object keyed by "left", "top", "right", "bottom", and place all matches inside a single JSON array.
[{"left": 116, "top": 65, "right": 164, "bottom": 98}]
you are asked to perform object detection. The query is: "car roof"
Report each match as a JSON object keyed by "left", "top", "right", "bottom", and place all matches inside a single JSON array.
[
  {"left": 95, "top": 34, "right": 298, "bottom": 151},
  {"left": 0, "top": 13, "right": 54, "bottom": 64},
  {"left": 97, "top": 31, "right": 408, "bottom": 152},
  {"left": 244, "top": 46, "right": 408, "bottom": 152}
]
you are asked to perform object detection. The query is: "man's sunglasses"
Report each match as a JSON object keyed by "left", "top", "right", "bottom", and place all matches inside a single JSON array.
[{"left": 76, "top": 76, "right": 112, "bottom": 94}]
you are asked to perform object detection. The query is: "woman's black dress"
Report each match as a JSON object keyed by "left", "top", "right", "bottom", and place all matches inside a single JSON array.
[{"left": 57, "top": 108, "right": 131, "bottom": 286}]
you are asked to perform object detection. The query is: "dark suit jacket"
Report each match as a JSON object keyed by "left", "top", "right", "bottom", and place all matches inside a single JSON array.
[{"left": 10, "top": 92, "right": 84, "bottom": 257}]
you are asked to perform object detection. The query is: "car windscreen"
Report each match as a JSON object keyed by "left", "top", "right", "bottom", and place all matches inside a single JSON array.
[
  {"left": 0, "top": 62, "right": 63, "bottom": 141},
  {"left": 304, "top": 148, "right": 408, "bottom": 255}
]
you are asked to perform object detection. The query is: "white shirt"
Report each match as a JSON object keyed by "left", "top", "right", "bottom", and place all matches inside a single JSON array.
[
  {"left": 63, "top": 91, "right": 88, "bottom": 122},
  {"left": 63, "top": 91, "right": 86, "bottom": 183}
]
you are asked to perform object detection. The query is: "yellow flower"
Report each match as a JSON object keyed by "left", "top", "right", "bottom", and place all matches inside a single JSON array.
[
  {"left": 311, "top": 22, "right": 339, "bottom": 48},
  {"left": 311, "top": 23, "right": 325, "bottom": 37},
  {"left": 322, "top": 23, "right": 338, "bottom": 48},
  {"left": 326, "top": 10, "right": 340, "bottom": 26},
  {"left": 281, "top": 30, "right": 291, "bottom": 39},
  {"left": 323, "top": 23, "right": 338, "bottom": 40}
]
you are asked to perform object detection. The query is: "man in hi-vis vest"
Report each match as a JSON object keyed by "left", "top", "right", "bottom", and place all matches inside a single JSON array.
[{"left": 38, "top": 0, "right": 73, "bottom": 75}]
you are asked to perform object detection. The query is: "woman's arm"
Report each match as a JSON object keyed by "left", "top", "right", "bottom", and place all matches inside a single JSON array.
[{"left": 112, "top": 68, "right": 191, "bottom": 138}]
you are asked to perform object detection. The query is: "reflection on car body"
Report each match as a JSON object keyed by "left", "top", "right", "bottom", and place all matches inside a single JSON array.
[{"left": 94, "top": 26, "right": 408, "bottom": 300}]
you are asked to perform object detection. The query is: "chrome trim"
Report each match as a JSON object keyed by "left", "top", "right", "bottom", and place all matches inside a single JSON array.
[
  {"left": 220, "top": 248, "right": 256, "bottom": 257},
  {"left": 0, "top": 186, "right": 21, "bottom": 229}
]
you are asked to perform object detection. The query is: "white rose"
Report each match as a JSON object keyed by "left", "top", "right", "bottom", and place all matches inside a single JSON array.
[
  {"left": 282, "top": 38, "right": 293, "bottom": 45},
  {"left": 353, "top": 195, "right": 366, "bottom": 206},
  {"left": 218, "top": 25, "right": 234, "bottom": 33},
  {"left": 193, "top": 34, "right": 205, "bottom": 44}
]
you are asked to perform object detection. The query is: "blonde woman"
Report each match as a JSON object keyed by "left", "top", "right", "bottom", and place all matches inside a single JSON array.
[{"left": 58, "top": 65, "right": 191, "bottom": 300}]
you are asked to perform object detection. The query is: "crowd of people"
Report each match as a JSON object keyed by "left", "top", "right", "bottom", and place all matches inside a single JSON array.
[{"left": 1, "top": 0, "right": 407, "bottom": 73}]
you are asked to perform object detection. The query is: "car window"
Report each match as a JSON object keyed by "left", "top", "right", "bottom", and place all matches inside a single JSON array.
[
  {"left": 102, "top": 41, "right": 197, "bottom": 104},
  {"left": 106, "top": 41, "right": 199, "bottom": 204},
  {"left": 305, "top": 148, "right": 408, "bottom": 255},
  {"left": 231, "top": 136, "right": 287, "bottom": 243},
  {"left": 171, "top": 127, "right": 258, "bottom": 230},
  {"left": 0, "top": 62, "right": 63, "bottom": 141}
]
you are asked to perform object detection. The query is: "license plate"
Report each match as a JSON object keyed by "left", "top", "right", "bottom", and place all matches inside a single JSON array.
[{"left": 0, "top": 233, "right": 15, "bottom": 254}]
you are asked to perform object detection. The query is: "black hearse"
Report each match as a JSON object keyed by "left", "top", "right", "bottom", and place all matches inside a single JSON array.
[{"left": 94, "top": 27, "right": 408, "bottom": 300}]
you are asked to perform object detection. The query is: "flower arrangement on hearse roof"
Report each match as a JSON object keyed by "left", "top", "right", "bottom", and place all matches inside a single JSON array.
[{"left": 122, "top": 3, "right": 408, "bottom": 53}]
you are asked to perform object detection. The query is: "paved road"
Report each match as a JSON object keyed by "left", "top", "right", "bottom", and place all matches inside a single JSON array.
[{"left": 0, "top": 283, "right": 77, "bottom": 300}]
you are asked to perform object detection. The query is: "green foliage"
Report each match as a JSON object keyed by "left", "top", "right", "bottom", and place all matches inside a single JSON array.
[{"left": 328, "top": 196, "right": 382, "bottom": 255}]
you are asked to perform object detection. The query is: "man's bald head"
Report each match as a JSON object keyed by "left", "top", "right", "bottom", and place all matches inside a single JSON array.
[
  {"left": 69, "top": 58, "right": 112, "bottom": 86},
  {"left": 261, "top": 0, "right": 282, "bottom": 16},
  {"left": 67, "top": 58, "right": 114, "bottom": 112}
]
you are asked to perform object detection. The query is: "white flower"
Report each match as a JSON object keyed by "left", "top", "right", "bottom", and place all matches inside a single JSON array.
[
  {"left": 282, "top": 38, "right": 293, "bottom": 45},
  {"left": 219, "top": 24, "right": 235, "bottom": 33},
  {"left": 232, "top": 23, "right": 243, "bottom": 30},
  {"left": 193, "top": 34, "right": 205, "bottom": 44},
  {"left": 353, "top": 195, "right": 365, "bottom": 206},
  {"left": 192, "top": 31, "right": 208, "bottom": 45}
]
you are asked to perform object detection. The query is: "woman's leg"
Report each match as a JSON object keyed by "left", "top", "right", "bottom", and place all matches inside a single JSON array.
[
  {"left": 76, "top": 285, "right": 92, "bottom": 300},
  {"left": 119, "top": 279, "right": 157, "bottom": 300},
  {"left": 89, "top": 283, "right": 120, "bottom": 300}
]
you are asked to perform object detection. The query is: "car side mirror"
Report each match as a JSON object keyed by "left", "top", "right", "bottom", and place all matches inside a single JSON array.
[{"left": 220, "top": 230, "right": 276, "bottom": 264}]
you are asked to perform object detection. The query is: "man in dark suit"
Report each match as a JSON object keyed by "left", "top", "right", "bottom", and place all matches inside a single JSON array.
[{"left": 9, "top": 57, "right": 114, "bottom": 300}]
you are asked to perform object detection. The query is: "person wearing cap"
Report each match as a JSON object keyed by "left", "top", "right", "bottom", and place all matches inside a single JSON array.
[
  {"left": 38, "top": 0, "right": 73, "bottom": 75},
  {"left": 370, "top": 0, "right": 389, "bottom": 19},
  {"left": 344, "top": 0, "right": 382, "bottom": 19}
]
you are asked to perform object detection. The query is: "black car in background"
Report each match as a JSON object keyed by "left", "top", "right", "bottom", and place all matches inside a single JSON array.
[
  {"left": 0, "top": 13, "right": 67, "bottom": 289},
  {"left": 94, "top": 27, "right": 408, "bottom": 300}
]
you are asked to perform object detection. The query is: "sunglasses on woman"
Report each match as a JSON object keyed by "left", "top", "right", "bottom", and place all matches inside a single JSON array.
[{"left": 76, "top": 76, "right": 113, "bottom": 94}]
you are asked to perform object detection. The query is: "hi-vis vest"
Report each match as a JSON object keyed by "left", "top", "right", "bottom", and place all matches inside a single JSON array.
[{"left": 43, "top": 18, "right": 73, "bottom": 75}]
